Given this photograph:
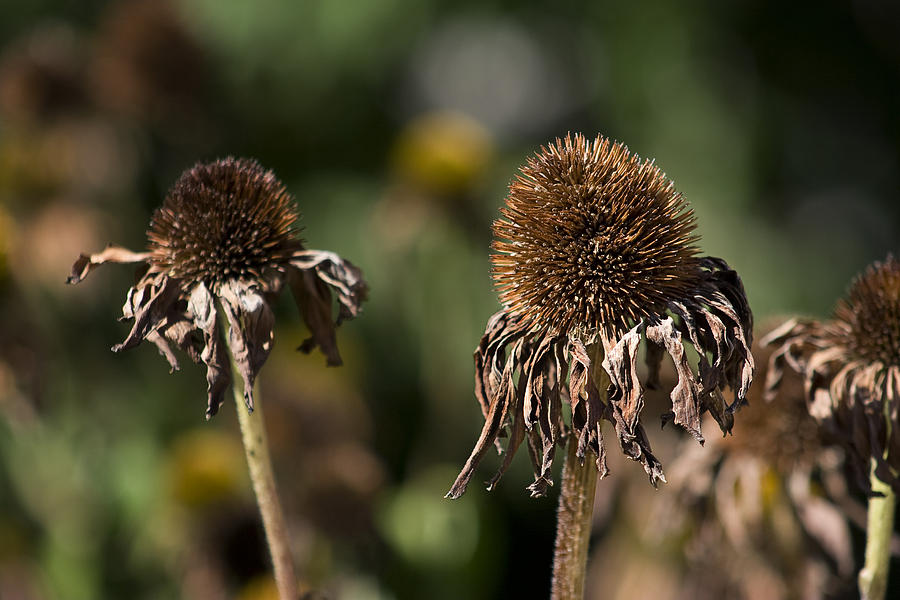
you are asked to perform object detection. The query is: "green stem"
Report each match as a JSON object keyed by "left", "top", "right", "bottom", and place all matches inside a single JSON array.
[
  {"left": 550, "top": 344, "right": 606, "bottom": 600},
  {"left": 859, "top": 458, "right": 896, "bottom": 600},
  {"left": 233, "top": 383, "right": 299, "bottom": 600}
]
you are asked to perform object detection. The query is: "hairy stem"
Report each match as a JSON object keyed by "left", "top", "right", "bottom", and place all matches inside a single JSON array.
[
  {"left": 859, "top": 458, "right": 896, "bottom": 600},
  {"left": 551, "top": 344, "right": 607, "bottom": 600},
  {"left": 233, "top": 383, "right": 299, "bottom": 600}
]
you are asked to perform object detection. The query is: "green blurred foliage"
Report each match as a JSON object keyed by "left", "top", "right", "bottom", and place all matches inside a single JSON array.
[{"left": 0, "top": 0, "right": 898, "bottom": 598}]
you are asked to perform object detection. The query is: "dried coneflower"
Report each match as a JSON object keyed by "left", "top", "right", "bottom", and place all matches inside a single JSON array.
[
  {"left": 67, "top": 157, "right": 367, "bottom": 599},
  {"left": 765, "top": 256, "right": 900, "bottom": 600},
  {"left": 68, "top": 157, "right": 366, "bottom": 418},
  {"left": 646, "top": 328, "right": 856, "bottom": 600},
  {"left": 447, "top": 133, "right": 754, "bottom": 599}
]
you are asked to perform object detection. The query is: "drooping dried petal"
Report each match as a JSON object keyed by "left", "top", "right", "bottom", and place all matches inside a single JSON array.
[
  {"left": 218, "top": 280, "right": 275, "bottom": 412},
  {"left": 188, "top": 282, "right": 231, "bottom": 419},
  {"left": 446, "top": 310, "right": 529, "bottom": 499},
  {"left": 567, "top": 338, "right": 609, "bottom": 477},
  {"left": 119, "top": 273, "right": 199, "bottom": 371},
  {"left": 288, "top": 250, "right": 368, "bottom": 366},
  {"left": 112, "top": 273, "right": 182, "bottom": 353},
  {"left": 67, "top": 244, "right": 151, "bottom": 284},
  {"left": 645, "top": 316, "right": 703, "bottom": 443},
  {"left": 602, "top": 324, "right": 666, "bottom": 485}
]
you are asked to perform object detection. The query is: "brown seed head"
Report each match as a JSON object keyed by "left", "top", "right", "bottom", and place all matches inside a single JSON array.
[
  {"left": 833, "top": 255, "right": 900, "bottom": 366},
  {"left": 492, "top": 133, "right": 700, "bottom": 335},
  {"left": 148, "top": 157, "right": 302, "bottom": 288}
]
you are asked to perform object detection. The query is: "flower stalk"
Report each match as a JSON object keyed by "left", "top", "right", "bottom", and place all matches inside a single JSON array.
[
  {"left": 551, "top": 344, "right": 607, "bottom": 600},
  {"left": 859, "top": 457, "right": 896, "bottom": 600},
  {"left": 233, "top": 380, "right": 298, "bottom": 600},
  {"left": 551, "top": 441, "right": 598, "bottom": 600}
]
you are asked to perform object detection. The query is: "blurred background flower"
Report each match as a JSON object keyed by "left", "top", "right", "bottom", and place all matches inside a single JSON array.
[
  {"left": 583, "top": 327, "right": 860, "bottom": 600},
  {"left": 0, "top": 0, "right": 898, "bottom": 598}
]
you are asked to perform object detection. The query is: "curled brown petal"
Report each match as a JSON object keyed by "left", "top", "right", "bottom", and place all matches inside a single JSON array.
[
  {"left": 287, "top": 250, "right": 366, "bottom": 366},
  {"left": 118, "top": 275, "right": 200, "bottom": 372},
  {"left": 567, "top": 339, "right": 609, "bottom": 476},
  {"left": 188, "top": 283, "right": 232, "bottom": 419},
  {"left": 290, "top": 249, "right": 368, "bottom": 322},
  {"left": 602, "top": 324, "right": 666, "bottom": 485},
  {"left": 112, "top": 275, "right": 182, "bottom": 353},
  {"left": 219, "top": 280, "right": 275, "bottom": 412},
  {"left": 447, "top": 313, "right": 528, "bottom": 498},
  {"left": 646, "top": 316, "right": 704, "bottom": 443},
  {"left": 288, "top": 267, "right": 343, "bottom": 366},
  {"left": 67, "top": 245, "right": 151, "bottom": 284}
]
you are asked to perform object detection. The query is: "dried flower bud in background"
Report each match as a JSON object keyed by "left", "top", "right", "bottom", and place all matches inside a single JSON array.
[
  {"left": 766, "top": 255, "right": 900, "bottom": 492},
  {"left": 632, "top": 327, "right": 857, "bottom": 600}
]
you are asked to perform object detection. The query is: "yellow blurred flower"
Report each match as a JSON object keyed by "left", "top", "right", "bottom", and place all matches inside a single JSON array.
[
  {"left": 391, "top": 111, "right": 492, "bottom": 196},
  {"left": 166, "top": 429, "right": 248, "bottom": 509}
]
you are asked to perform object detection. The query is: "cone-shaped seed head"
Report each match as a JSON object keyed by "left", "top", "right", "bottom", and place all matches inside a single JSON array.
[
  {"left": 493, "top": 133, "right": 700, "bottom": 335},
  {"left": 148, "top": 157, "right": 302, "bottom": 288},
  {"left": 833, "top": 256, "right": 900, "bottom": 366}
]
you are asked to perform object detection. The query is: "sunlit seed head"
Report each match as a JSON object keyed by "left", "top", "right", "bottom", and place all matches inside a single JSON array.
[
  {"left": 834, "top": 255, "right": 900, "bottom": 366},
  {"left": 148, "top": 157, "right": 302, "bottom": 288},
  {"left": 492, "top": 133, "right": 700, "bottom": 335}
]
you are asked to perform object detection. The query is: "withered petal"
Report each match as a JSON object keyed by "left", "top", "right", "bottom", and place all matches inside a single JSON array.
[
  {"left": 287, "top": 250, "right": 367, "bottom": 366},
  {"left": 601, "top": 323, "right": 644, "bottom": 437},
  {"left": 157, "top": 317, "right": 203, "bottom": 365},
  {"left": 67, "top": 245, "right": 151, "bottom": 284},
  {"left": 146, "top": 330, "right": 181, "bottom": 371},
  {"left": 486, "top": 339, "right": 529, "bottom": 491},
  {"left": 290, "top": 249, "right": 368, "bottom": 322},
  {"left": 112, "top": 274, "right": 181, "bottom": 353},
  {"left": 219, "top": 280, "right": 275, "bottom": 412},
  {"left": 447, "top": 313, "right": 528, "bottom": 498},
  {"left": 289, "top": 267, "right": 342, "bottom": 366},
  {"left": 446, "top": 356, "right": 514, "bottom": 499},
  {"left": 602, "top": 324, "right": 666, "bottom": 485},
  {"left": 646, "top": 316, "right": 704, "bottom": 443},
  {"left": 188, "top": 283, "right": 232, "bottom": 419}
]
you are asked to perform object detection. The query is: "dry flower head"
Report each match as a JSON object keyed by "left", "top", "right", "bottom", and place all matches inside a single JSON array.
[
  {"left": 493, "top": 134, "right": 700, "bottom": 336},
  {"left": 68, "top": 157, "right": 367, "bottom": 418},
  {"left": 448, "top": 133, "right": 754, "bottom": 498},
  {"left": 651, "top": 330, "right": 856, "bottom": 600},
  {"left": 766, "top": 255, "right": 900, "bottom": 492}
]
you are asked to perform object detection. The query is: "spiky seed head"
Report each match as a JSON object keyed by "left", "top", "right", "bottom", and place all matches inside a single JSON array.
[
  {"left": 833, "top": 255, "right": 900, "bottom": 366},
  {"left": 148, "top": 157, "right": 302, "bottom": 288},
  {"left": 492, "top": 133, "right": 700, "bottom": 335}
]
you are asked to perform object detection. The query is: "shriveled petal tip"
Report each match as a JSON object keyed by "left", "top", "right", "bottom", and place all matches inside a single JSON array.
[
  {"left": 189, "top": 283, "right": 232, "bottom": 419},
  {"left": 447, "top": 311, "right": 530, "bottom": 499},
  {"left": 659, "top": 257, "right": 755, "bottom": 436},
  {"left": 288, "top": 249, "right": 368, "bottom": 366},
  {"left": 219, "top": 280, "right": 275, "bottom": 412},
  {"left": 112, "top": 275, "right": 182, "bottom": 354},
  {"left": 646, "top": 317, "right": 703, "bottom": 443},
  {"left": 67, "top": 245, "right": 151, "bottom": 284}
]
